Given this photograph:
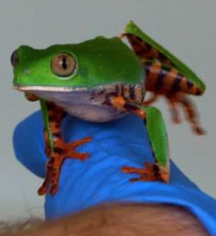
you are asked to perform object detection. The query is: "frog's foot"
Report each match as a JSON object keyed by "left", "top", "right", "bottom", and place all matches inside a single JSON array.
[
  {"left": 38, "top": 136, "right": 92, "bottom": 196},
  {"left": 165, "top": 93, "right": 205, "bottom": 135},
  {"left": 57, "top": 136, "right": 93, "bottom": 160},
  {"left": 143, "top": 91, "right": 205, "bottom": 135},
  {"left": 121, "top": 162, "right": 169, "bottom": 183}
]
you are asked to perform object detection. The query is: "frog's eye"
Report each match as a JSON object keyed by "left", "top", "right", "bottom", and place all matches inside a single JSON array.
[
  {"left": 11, "top": 49, "right": 19, "bottom": 67},
  {"left": 51, "top": 53, "right": 76, "bottom": 77}
]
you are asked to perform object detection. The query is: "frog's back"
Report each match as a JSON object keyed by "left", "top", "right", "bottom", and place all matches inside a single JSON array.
[{"left": 63, "top": 36, "right": 145, "bottom": 88}]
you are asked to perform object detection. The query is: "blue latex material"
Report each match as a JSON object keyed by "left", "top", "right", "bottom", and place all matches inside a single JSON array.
[{"left": 13, "top": 111, "right": 216, "bottom": 235}]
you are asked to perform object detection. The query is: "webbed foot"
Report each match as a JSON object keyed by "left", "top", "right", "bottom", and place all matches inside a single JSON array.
[{"left": 38, "top": 136, "right": 92, "bottom": 195}]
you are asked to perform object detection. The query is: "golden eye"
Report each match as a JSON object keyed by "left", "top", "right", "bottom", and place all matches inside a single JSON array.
[{"left": 51, "top": 53, "right": 77, "bottom": 77}]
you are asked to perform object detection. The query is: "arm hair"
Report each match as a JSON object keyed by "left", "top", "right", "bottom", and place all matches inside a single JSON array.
[{"left": 0, "top": 203, "right": 210, "bottom": 236}]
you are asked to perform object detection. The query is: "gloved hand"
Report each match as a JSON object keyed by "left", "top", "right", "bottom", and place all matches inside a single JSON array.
[{"left": 13, "top": 111, "right": 216, "bottom": 235}]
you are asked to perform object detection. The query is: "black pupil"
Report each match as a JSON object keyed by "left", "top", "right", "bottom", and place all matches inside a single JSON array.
[{"left": 61, "top": 57, "right": 67, "bottom": 70}]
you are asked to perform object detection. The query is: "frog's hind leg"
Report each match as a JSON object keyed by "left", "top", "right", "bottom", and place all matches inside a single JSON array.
[
  {"left": 38, "top": 102, "right": 92, "bottom": 196},
  {"left": 122, "top": 33, "right": 174, "bottom": 66},
  {"left": 144, "top": 60, "right": 204, "bottom": 96},
  {"left": 143, "top": 60, "right": 205, "bottom": 135},
  {"left": 122, "top": 32, "right": 205, "bottom": 135}
]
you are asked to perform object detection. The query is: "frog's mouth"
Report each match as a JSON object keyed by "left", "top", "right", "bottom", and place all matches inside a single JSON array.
[
  {"left": 14, "top": 84, "right": 109, "bottom": 107},
  {"left": 14, "top": 83, "right": 144, "bottom": 101},
  {"left": 13, "top": 85, "right": 92, "bottom": 92},
  {"left": 13, "top": 84, "right": 108, "bottom": 105}
]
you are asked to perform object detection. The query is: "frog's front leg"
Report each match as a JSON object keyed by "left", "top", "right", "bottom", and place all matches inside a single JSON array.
[
  {"left": 123, "top": 106, "right": 170, "bottom": 183},
  {"left": 111, "top": 97, "right": 170, "bottom": 183},
  {"left": 38, "top": 102, "right": 92, "bottom": 196}
]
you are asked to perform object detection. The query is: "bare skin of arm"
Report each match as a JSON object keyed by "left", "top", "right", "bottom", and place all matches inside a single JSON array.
[{"left": 0, "top": 203, "right": 210, "bottom": 236}]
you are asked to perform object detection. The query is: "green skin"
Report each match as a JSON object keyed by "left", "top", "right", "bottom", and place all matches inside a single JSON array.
[{"left": 12, "top": 21, "right": 205, "bottom": 181}]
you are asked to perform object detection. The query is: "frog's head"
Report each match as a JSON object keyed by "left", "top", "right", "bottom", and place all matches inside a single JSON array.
[
  {"left": 12, "top": 44, "right": 80, "bottom": 92},
  {"left": 11, "top": 37, "right": 143, "bottom": 94}
]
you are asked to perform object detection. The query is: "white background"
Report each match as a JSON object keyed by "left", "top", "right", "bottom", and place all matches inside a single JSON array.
[{"left": 0, "top": 0, "right": 215, "bottom": 220}]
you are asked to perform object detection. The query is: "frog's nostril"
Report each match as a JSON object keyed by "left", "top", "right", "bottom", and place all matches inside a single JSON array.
[{"left": 11, "top": 49, "right": 19, "bottom": 67}]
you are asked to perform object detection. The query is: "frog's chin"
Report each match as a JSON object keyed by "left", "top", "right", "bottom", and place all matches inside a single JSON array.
[{"left": 14, "top": 84, "right": 125, "bottom": 122}]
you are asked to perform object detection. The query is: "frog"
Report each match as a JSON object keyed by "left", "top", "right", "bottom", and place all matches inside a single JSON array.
[{"left": 11, "top": 21, "right": 206, "bottom": 196}]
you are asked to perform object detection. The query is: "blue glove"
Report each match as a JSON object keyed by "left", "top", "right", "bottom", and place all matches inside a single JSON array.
[{"left": 13, "top": 111, "right": 216, "bottom": 235}]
